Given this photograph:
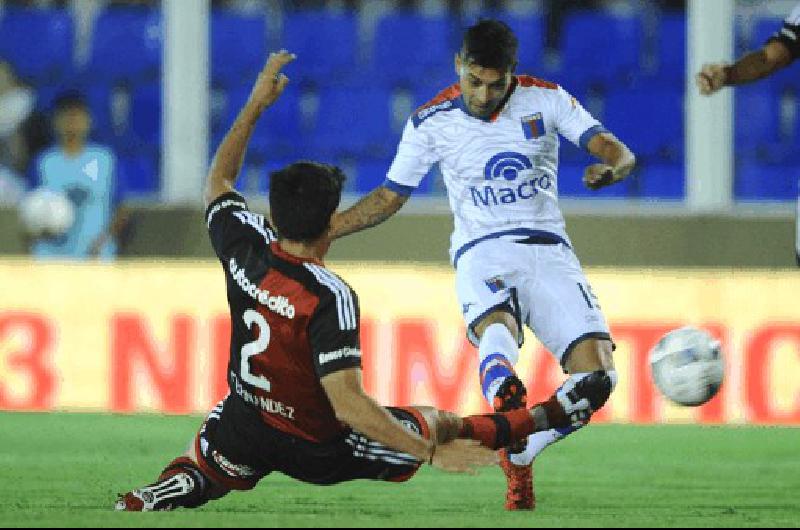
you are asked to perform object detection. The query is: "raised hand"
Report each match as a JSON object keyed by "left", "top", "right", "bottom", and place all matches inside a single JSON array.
[{"left": 247, "top": 50, "right": 297, "bottom": 114}]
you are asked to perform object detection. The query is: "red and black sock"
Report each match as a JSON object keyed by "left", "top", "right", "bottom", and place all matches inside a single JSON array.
[
  {"left": 459, "top": 396, "right": 571, "bottom": 450},
  {"left": 459, "top": 409, "right": 535, "bottom": 450}
]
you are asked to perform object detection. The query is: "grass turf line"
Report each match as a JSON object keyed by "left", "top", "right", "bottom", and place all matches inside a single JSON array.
[{"left": 0, "top": 412, "right": 798, "bottom": 528}]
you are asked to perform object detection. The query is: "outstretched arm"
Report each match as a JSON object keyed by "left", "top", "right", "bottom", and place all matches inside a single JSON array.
[
  {"left": 204, "top": 50, "right": 296, "bottom": 207},
  {"left": 696, "top": 41, "right": 794, "bottom": 96},
  {"left": 582, "top": 132, "right": 636, "bottom": 191},
  {"left": 321, "top": 368, "right": 496, "bottom": 474},
  {"left": 327, "top": 186, "right": 409, "bottom": 240}
]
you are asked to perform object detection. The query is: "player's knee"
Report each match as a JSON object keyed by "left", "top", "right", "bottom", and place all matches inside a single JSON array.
[
  {"left": 474, "top": 310, "right": 519, "bottom": 342},
  {"left": 564, "top": 338, "right": 615, "bottom": 373}
]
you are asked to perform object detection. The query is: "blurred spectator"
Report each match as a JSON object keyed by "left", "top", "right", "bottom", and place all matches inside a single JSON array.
[
  {"left": 30, "top": 92, "right": 130, "bottom": 260},
  {"left": 0, "top": 60, "right": 52, "bottom": 185},
  {"left": 0, "top": 164, "right": 24, "bottom": 205}
]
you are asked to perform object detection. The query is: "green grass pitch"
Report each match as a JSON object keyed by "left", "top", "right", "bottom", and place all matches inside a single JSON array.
[{"left": 1, "top": 412, "right": 798, "bottom": 528}]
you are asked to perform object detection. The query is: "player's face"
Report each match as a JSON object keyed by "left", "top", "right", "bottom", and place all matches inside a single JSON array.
[
  {"left": 456, "top": 58, "right": 513, "bottom": 119},
  {"left": 55, "top": 108, "right": 91, "bottom": 144}
]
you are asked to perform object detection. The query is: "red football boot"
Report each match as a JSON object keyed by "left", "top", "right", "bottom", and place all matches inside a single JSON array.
[{"left": 494, "top": 376, "right": 534, "bottom": 511}]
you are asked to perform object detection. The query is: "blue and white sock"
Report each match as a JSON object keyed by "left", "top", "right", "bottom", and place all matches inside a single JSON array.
[{"left": 478, "top": 323, "right": 520, "bottom": 404}]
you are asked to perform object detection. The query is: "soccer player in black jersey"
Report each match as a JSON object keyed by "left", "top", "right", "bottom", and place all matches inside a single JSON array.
[{"left": 115, "top": 51, "right": 610, "bottom": 512}]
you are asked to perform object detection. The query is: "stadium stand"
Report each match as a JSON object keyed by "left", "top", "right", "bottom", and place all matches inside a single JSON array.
[
  {"left": 6, "top": 4, "right": 796, "bottom": 202},
  {"left": 210, "top": 11, "right": 268, "bottom": 88},
  {"left": 0, "top": 8, "right": 74, "bottom": 84}
]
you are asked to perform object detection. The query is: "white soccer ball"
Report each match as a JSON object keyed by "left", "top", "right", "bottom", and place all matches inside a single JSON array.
[
  {"left": 649, "top": 326, "right": 724, "bottom": 407},
  {"left": 18, "top": 188, "right": 75, "bottom": 238}
]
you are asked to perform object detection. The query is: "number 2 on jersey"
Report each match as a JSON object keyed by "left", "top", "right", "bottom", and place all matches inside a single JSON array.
[{"left": 241, "top": 309, "right": 272, "bottom": 392}]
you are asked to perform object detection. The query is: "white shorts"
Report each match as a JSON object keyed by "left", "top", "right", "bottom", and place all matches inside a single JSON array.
[{"left": 455, "top": 236, "right": 611, "bottom": 369}]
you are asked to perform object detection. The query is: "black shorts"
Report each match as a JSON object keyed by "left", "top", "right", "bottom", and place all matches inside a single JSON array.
[{"left": 194, "top": 395, "right": 430, "bottom": 491}]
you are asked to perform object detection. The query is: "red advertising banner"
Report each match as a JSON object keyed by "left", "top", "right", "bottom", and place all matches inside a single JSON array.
[{"left": 1, "top": 261, "right": 798, "bottom": 423}]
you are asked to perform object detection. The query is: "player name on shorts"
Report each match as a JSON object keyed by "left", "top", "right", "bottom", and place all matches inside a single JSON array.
[
  {"left": 318, "top": 347, "right": 361, "bottom": 366},
  {"left": 229, "top": 258, "right": 296, "bottom": 319},
  {"left": 231, "top": 371, "right": 296, "bottom": 420}
]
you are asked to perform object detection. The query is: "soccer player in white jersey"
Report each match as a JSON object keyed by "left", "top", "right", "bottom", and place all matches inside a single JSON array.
[
  {"left": 328, "top": 20, "right": 635, "bottom": 510},
  {"left": 697, "top": 3, "right": 800, "bottom": 265}
]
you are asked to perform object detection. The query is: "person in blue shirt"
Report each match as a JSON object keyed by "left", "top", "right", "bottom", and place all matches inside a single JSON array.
[{"left": 31, "top": 92, "right": 129, "bottom": 260}]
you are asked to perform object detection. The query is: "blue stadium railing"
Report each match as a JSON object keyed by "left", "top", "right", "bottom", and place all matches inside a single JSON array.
[{"left": 2, "top": 7, "right": 797, "bottom": 202}]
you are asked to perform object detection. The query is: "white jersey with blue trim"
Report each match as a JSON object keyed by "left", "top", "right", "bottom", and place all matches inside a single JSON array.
[{"left": 384, "top": 75, "right": 606, "bottom": 265}]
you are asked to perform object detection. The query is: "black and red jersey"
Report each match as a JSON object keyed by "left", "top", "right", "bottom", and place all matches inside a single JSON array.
[{"left": 205, "top": 192, "right": 362, "bottom": 444}]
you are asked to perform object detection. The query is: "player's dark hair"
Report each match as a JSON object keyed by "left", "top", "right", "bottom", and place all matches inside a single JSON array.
[
  {"left": 461, "top": 19, "right": 518, "bottom": 72},
  {"left": 53, "top": 91, "right": 89, "bottom": 115},
  {"left": 269, "top": 161, "right": 346, "bottom": 243}
]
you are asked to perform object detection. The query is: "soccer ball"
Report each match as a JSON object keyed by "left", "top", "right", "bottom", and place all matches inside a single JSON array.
[
  {"left": 18, "top": 188, "right": 76, "bottom": 238},
  {"left": 649, "top": 326, "right": 724, "bottom": 407}
]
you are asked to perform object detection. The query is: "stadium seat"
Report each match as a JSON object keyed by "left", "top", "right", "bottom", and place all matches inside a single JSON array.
[
  {"left": 636, "top": 163, "right": 685, "bottom": 199},
  {"left": 559, "top": 12, "right": 644, "bottom": 91},
  {"left": 602, "top": 88, "right": 684, "bottom": 161},
  {"left": 89, "top": 8, "right": 162, "bottom": 83},
  {"left": 118, "top": 152, "right": 159, "bottom": 196},
  {"left": 218, "top": 86, "right": 302, "bottom": 158},
  {"left": 309, "top": 88, "right": 396, "bottom": 158},
  {"left": 281, "top": 12, "right": 358, "bottom": 83},
  {"left": 557, "top": 163, "right": 593, "bottom": 197},
  {"left": 130, "top": 83, "right": 162, "bottom": 148},
  {"left": 371, "top": 14, "right": 457, "bottom": 87},
  {"left": 655, "top": 14, "right": 687, "bottom": 86},
  {"left": 734, "top": 85, "right": 782, "bottom": 159},
  {"left": 210, "top": 12, "right": 267, "bottom": 87},
  {"left": 736, "top": 161, "right": 798, "bottom": 201},
  {"left": 353, "top": 159, "right": 393, "bottom": 194},
  {"left": 0, "top": 8, "right": 74, "bottom": 84}
]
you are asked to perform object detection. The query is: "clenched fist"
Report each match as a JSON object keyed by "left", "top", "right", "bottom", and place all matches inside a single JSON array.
[{"left": 696, "top": 63, "right": 729, "bottom": 96}]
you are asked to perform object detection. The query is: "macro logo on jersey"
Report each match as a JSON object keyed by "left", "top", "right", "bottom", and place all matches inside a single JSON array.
[
  {"left": 229, "top": 258, "right": 296, "bottom": 319},
  {"left": 473, "top": 152, "right": 553, "bottom": 208},
  {"left": 484, "top": 152, "right": 533, "bottom": 182}
]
